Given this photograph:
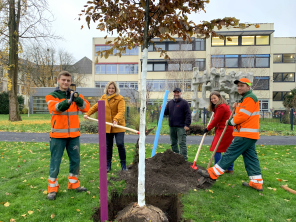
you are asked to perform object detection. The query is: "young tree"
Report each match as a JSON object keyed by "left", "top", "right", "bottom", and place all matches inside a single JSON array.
[
  {"left": 0, "top": 0, "right": 57, "bottom": 121},
  {"left": 81, "top": 0, "right": 252, "bottom": 207}
]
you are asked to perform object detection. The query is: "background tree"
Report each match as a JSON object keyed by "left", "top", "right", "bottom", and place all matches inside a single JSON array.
[
  {"left": 82, "top": 0, "right": 252, "bottom": 208},
  {"left": 0, "top": 0, "right": 57, "bottom": 121}
]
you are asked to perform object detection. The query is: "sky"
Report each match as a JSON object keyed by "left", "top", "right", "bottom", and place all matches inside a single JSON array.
[{"left": 48, "top": 0, "right": 296, "bottom": 62}]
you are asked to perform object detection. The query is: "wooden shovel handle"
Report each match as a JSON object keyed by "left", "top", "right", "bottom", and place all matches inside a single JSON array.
[
  {"left": 193, "top": 113, "right": 215, "bottom": 162},
  {"left": 207, "top": 108, "right": 236, "bottom": 169},
  {"left": 281, "top": 185, "right": 296, "bottom": 195},
  {"left": 87, "top": 117, "right": 140, "bottom": 134}
]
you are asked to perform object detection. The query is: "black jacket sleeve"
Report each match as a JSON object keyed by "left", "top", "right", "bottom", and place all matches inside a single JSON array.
[
  {"left": 164, "top": 102, "right": 170, "bottom": 115},
  {"left": 184, "top": 101, "right": 191, "bottom": 127}
]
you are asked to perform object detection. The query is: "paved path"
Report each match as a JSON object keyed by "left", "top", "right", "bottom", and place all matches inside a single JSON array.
[{"left": 0, "top": 132, "right": 295, "bottom": 145}]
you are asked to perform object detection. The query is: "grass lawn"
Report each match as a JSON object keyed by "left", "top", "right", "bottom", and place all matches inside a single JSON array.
[
  {"left": 1, "top": 114, "right": 296, "bottom": 136},
  {"left": 1, "top": 141, "right": 295, "bottom": 222}
]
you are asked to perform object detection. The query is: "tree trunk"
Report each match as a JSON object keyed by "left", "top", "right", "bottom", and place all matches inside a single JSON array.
[
  {"left": 138, "top": 0, "right": 150, "bottom": 208},
  {"left": 8, "top": 0, "right": 22, "bottom": 121}
]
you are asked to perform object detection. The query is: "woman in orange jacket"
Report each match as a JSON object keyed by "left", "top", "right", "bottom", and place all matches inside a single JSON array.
[
  {"left": 84, "top": 81, "right": 126, "bottom": 172},
  {"left": 203, "top": 91, "right": 234, "bottom": 173}
]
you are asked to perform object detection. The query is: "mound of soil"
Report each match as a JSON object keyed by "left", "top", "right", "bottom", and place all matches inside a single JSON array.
[{"left": 115, "top": 149, "right": 215, "bottom": 195}]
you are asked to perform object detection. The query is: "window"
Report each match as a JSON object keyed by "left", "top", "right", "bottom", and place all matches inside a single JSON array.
[
  {"left": 181, "top": 63, "right": 193, "bottom": 71},
  {"left": 96, "top": 64, "right": 138, "bottom": 74},
  {"left": 253, "top": 76, "right": 269, "bottom": 90},
  {"left": 106, "top": 64, "right": 117, "bottom": 74},
  {"left": 195, "top": 59, "right": 206, "bottom": 71},
  {"left": 33, "top": 96, "right": 48, "bottom": 114},
  {"left": 273, "top": 54, "right": 295, "bottom": 63},
  {"left": 211, "top": 55, "right": 224, "bottom": 68},
  {"left": 168, "top": 63, "right": 180, "bottom": 71},
  {"left": 225, "top": 55, "right": 239, "bottom": 68},
  {"left": 212, "top": 37, "right": 224, "bottom": 46},
  {"left": 147, "top": 80, "right": 166, "bottom": 91},
  {"left": 181, "top": 44, "right": 192, "bottom": 51},
  {"left": 256, "top": 36, "right": 269, "bottom": 45},
  {"left": 259, "top": 100, "right": 269, "bottom": 111},
  {"left": 242, "top": 36, "right": 255, "bottom": 45},
  {"left": 167, "top": 79, "right": 192, "bottom": 92},
  {"left": 241, "top": 55, "right": 255, "bottom": 68},
  {"left": 273, "top": 73, "right": 295, "bottom": 82},
  {"left": 212, "top": 35, "right": 270, "bottom": 46},
  {"left": 195, "top": 39, "right": 206, "bottom": 51},
  {"left": 211, "top": 54, "right": 270, "bottom": 68},
  {"left": 255, "top": 54, "right": 269, "bottom": 68},
  {"left": 147, "top": 63, "right": 153, "bottom": 71},
  {"left": 95, "top": 81, "right": 108, "bottom": 88},
  {"left": 168, "top": 43, "right": 180, "bottom": 51},
  {"left": 154, "top": 43, "right": 166, "bottom": 51},
  {"left": 118, "top": 81, "right": 138, "bottom": 90},
  {"left": 119, "top": 64, "right": 131, "bottom": 74},
  {"left": 95, "top": 45, "right": 116, "bottom": 56},
  {"left": 154, "top": 63, "right": 166, "bottom": 71},
  {"left": 130, "top": 64, "right": 138, "bottom": 74},
  {"left": 273, "top": 92, "right": 289, "bottom": 101},
  {"left": 95, "top": 64, "right": 106, "bottom": 74},
  {"left": 184, "top": 80, "right": 192, "bottom": 91},
  {"left": 226, "top": 36, "right": 238, "bottom": 46}
]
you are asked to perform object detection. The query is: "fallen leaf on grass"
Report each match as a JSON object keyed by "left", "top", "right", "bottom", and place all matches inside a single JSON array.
[
  {"left": 43, "top": 190, "right": 48, "bottom": 195},
  {"left": 259, "top": 193, "right": 263, "bottom": 196},
  {"left": 4, "top": 202, "right": 10, "bottom": 207},
  {"left": 23, "top": 160, "right": 26, "bottom": 163},
  {"left": 71, "top": 197, "right": 74, "bottom": 199},
  {"left": 284, "top": 199, "right": 290, "bottom": 202},
  {"left": 37, "top": 209, "right": 41, "bottom": 212},
  {"left": 274, "top": 172, "right": 280, "bottom": 174},
  {"left": 5, "top": 192, "right": 10, "bottom": 195},
  {"left": 23, "top": 180, "right": 27, "bottom": 182},
  {"left": 21, "top": 214, "right": 26, "bottom": 217},
  {"left": 287, "top": 220, "right": 291, "bottom": 221},
  {"left": 92, "top": 196, "right": 95, "bottom": 198},
  {"left": 283, "top": 180, "right": 288, "bottom": 182},
  {"left": 10, "top": 219, "right": 16, "bottom": 222},
  {"left": 277, "top": 178, "right": 282, "bottom": 182},
  {"left": 87, "top": 191, "right": 91, "bottom": 195},
  {"left": 28, "top": 211, "right": 33, "bottom": 215},
  {"left": 50, "top": 214, "right": 55, "bottom": 219},
  {"left": 193, "top": 189, "right": 197, "bottom": 191},
  {"left": 209, "top": 190, "right": 214, "bottom": 193},
  {"left": 76, "top": 209, "right": 80, "bottom": 212}
]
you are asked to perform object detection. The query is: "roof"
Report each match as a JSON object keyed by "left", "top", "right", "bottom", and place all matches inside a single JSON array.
[{"left": 73, "top": 56, "right": 92, "bottom": 74}]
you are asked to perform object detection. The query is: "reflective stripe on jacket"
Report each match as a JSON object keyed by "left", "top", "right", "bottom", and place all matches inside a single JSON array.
[
  {"left": 45, "top": 88, "right": 90, "bottom": 138},
  {"left": 231, "top": 90, "right": 260, "bottom": 140}
]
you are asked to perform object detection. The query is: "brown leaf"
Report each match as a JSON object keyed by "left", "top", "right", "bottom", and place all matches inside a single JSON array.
[
  {"left": 277, "top": 178, "right": 282, "bottom": 182},
  {"left": 51, "top": 214, "right": 55, "bottom": 219},
  {"left": 28, "top": 211, "right": 33, "bottom": 215},
  {"left": 10, "top": 219, "right": 16, "bottom": 222},
  {"left": 23, "top": 160, "right": 26, "bottom": 163}
]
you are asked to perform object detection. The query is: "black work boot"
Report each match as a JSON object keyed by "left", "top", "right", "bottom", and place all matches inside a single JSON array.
[
  {"left": 107, "top": 162, "right": 111, "bottom": 173},
  {"left": 121, "top": 162, "right": 128, "bottom": 171},
  {"left": 198, "top": 169, "right": 210, "bottom": 178},
  {"left": 47, "top": 192, "right": 57, "bottom": 200},
  {"left": 75, "top": 187, "right": 87, "bottom": 192}
]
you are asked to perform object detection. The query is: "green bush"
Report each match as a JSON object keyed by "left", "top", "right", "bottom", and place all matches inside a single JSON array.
[
  {"left": 0, "top": 91, "right": 24, "bottom": 114},
  {"left": 80, "top": 120, "right": 98, "bottom": 134},
  {"left": 22, "top": 105, "right": 29, "bottom": 114}
]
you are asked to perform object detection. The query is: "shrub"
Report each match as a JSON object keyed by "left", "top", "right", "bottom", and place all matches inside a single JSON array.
[
  {"left": 80, "top": 120, "right": 98, "bottom": 134},
  {"left": 0, "top": 92, "right": 24, "bottom": 114},
  {"left": 22, "top": 105, "right": 29, "bottom": 114}
]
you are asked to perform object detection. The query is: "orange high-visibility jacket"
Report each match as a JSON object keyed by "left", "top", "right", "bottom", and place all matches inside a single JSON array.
[
  {"left": 229, "top": 90, "right": 260, "bottom": 140},
  {"left": 45, "top": 88, "right": 90, "bottom": 138},
  {"left": 85, "top": 93, "right": 126, "bottom": 133}
]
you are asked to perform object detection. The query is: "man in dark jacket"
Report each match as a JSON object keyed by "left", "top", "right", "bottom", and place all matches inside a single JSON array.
[{"left": 164, "top": 88, "right": 191, "bottom": 160}]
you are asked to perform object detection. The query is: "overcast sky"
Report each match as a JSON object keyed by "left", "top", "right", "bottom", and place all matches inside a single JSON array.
[{"left": 48, "top": 0, "right": 296, "bottom": 62}]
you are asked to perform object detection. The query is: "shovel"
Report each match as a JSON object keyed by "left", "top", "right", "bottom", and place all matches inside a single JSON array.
[
  {"left": 206, "top": 108, "right": 236, "bottom": 169},
  {"left": 191, "top": 113, "right": 214, "bottom": 170},
  {"left": 87, "top": 117, "right": 140, "bottom": 134}
]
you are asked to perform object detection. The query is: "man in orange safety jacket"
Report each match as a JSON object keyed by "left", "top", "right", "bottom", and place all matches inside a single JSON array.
[
  {"left": 199, "top": 78, "right": 263, "bottom": 191},
  {"left": 45, "top": 71, "right": 90, "bottom": 200}
]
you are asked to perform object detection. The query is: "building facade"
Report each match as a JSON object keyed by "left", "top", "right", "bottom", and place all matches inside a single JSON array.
[{"left": 92, "top": 23, "right": 296, "bottom": 112}]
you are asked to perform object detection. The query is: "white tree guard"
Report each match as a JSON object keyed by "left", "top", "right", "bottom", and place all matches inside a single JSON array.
[{"left": 138, "top": 48, "right": 148, "bottom": 207}]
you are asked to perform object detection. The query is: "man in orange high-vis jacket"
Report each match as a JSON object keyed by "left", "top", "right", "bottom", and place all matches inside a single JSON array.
[
  {"left": 199, "top": 78, "right": 263, "bottom": 191},
  {"left": 45, "top": 71, "right": 90, "bottom": 200}
]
